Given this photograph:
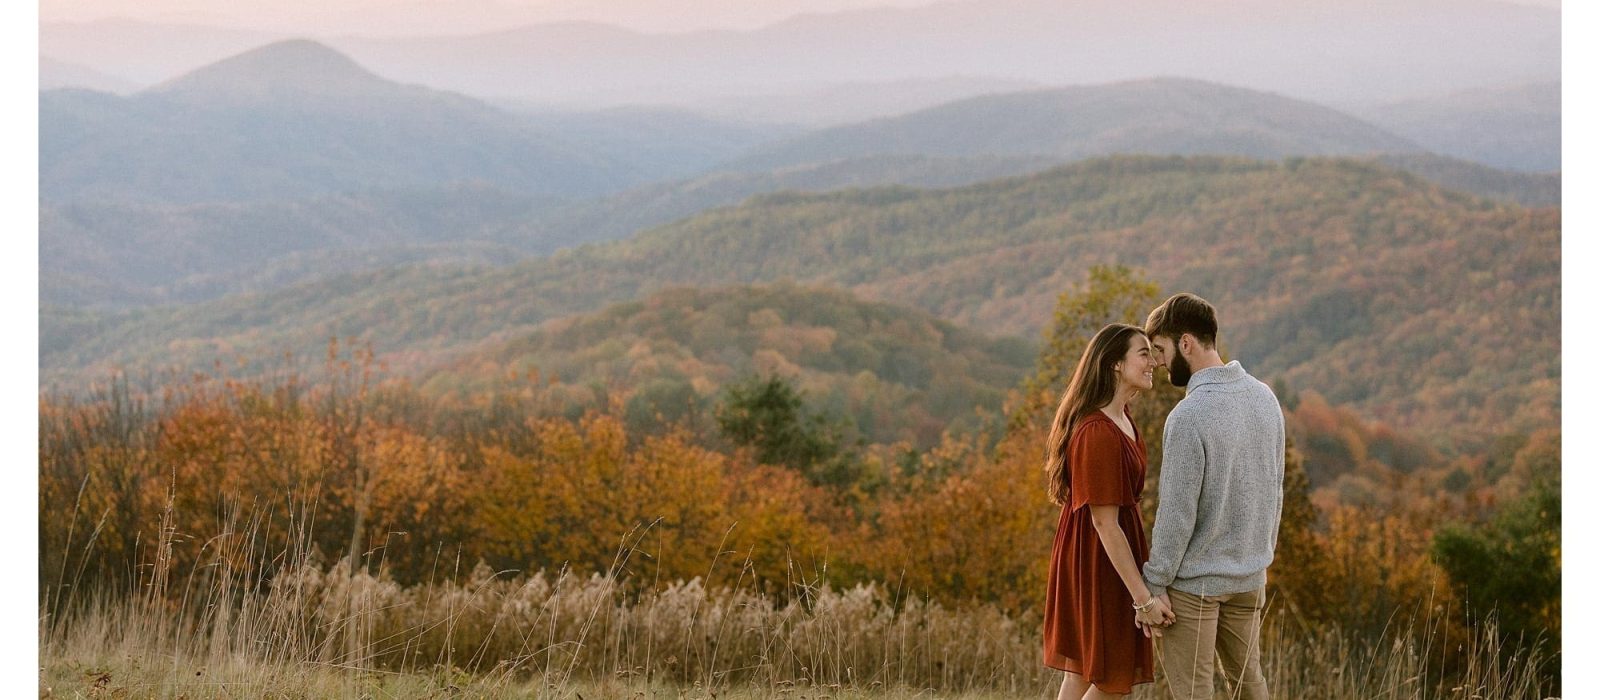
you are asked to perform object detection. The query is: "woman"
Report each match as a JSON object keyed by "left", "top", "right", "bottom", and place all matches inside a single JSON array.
[{"left": 1042, "top": 323, "right": 1174, "bottom": 699}]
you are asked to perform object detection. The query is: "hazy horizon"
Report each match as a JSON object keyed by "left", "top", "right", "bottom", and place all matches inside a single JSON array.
[
  {"left": 40, "top": 0, "right": 953, "bottom": 35},
  {"left": 40, "top": 0, "right": 1561, "bottom": 36},
  {"left": 39, "top": 0, "right": 1561, "bottom": 156}
]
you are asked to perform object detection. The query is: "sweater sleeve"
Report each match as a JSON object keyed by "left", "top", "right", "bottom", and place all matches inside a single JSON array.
[
  {"left": 1143, "top": 412, "right": 1204, "bottom": 598},
  {"left": 1269, "top": 408, "right": 1286, "bottom": 553}
]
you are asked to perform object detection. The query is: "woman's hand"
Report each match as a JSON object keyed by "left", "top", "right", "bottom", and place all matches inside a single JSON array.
[{"left": 1134, "top": 594, "right": 1175, "bottom": 636}]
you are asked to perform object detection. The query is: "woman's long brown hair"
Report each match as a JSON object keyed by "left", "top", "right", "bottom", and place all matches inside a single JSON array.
[{"left": 1044, "top": 323, "right": 1146, "bottom": 506}]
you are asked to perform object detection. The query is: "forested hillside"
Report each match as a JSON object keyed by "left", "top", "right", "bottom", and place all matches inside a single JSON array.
[
  {"left": 1372, "top": 153, "right": 1559, "bottom": 207},
  {"left": 416, "top": 283, "right": 1035, "bottom": 449},
  {"left": 44, "top": 156, "right": 1557, "bottom": 449},
  {"left": 42, "top": 150, "right": 1559, "bottom": 309},
  {"left": 44, "top": 61, "right": 1561, "bottom": 310}
]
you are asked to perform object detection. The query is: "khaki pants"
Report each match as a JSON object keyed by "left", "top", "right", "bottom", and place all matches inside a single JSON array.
[{"left": 1158, "top": 586, "right": 1268, "bottom": 700}]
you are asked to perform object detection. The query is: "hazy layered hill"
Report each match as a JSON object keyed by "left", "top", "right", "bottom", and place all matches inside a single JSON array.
[
  {"left": 40, "top": 185, "right": 554, "bottom": 308},
  {"left": 677, "top": 76, "right": 1047, "bottom": 128},
  {"left": 494, "top": 75, "right": 1053, "bottom": 129},
  {"left": 420, "top": 282, "right": 1037, "bottom": 448},
  {"left": 40, "top": 56, "right": 139, "bottom": 93},
  {"left": 45, "top": 156, "right": 1557, "bottom": 448},
  {"left": 41, "top": 0, "right": 1557, "bottom": 112},
  {"left": 515, "top": 154, "right": 1070, "bottom": 254},
  {"left": 512, "top": 107, "right": 797, "bottom": 179},
  {"left": 42, "top": 148, "right": 1557, "bottom": 309},
  {"left": 40, "top": 40, "right": 753, "bottom": 204},
  {"left": 39, "top": 154, "right": 1060, "bottom": 309},
  {"left": 1347, "top": 82, "right": 1561, "bottom": 173},
  {"left": 311, "top": 0, "right": 1560, "bottom": 107},
  {"left": 40, "top": 40, "right": 624, "bottom": 203},
  {"left": 38, "top": 71, "right": 1499, "bottom": 311},
  {"left": 147, "top": 38, "right": 444, "bottom": 102},
  {"left": 722, "top": 78, "right": 1425, "bottom": 171},
  {"left": 530, "top": 151, "right": 1560, "bottom": 252}
]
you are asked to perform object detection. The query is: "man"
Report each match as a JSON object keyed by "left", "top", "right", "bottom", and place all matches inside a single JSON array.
[{"left": 1141, "top": 293, "right": 1285, "bottom": 700}]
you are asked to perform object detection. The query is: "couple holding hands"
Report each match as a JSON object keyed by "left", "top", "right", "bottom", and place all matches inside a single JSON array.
[{"left": 1042, "top": 293, "right": 1286, "bottom": 699}]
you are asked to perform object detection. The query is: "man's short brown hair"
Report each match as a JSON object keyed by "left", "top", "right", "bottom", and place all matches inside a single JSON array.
[{"left": 1145, "top": 292, "right": 1218, "bottom": 348}]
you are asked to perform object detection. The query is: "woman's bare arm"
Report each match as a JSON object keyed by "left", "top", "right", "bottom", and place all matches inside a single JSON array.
[{"left": 1090, "top": 504, "right": 1175, "bottom": 628}]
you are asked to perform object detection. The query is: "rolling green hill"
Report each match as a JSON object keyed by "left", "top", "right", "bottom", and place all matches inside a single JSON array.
[
  {"left": 418, "top": 282, "right": 1036, "bottom": 448},
  {"left": 1370, "top": 153, "right": 1559, "bottom": 207},
  {"left": 44, "top": 156, "right": 1557, "bottom": 449},
  {"left": 43, "top": 149, "right": 1557, "bottom": 309},
  {"left": 39, "top": 155, "right": 1064, "bottom": 309}
]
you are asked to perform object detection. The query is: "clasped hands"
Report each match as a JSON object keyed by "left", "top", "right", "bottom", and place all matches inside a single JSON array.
[{"left": 1135, "top": 593, "right": 1175, "bottom": 638}]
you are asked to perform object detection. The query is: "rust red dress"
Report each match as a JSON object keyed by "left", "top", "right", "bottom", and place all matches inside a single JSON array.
[{"left": 1042, "top": 408, "right": 1154, "bottom": 693}]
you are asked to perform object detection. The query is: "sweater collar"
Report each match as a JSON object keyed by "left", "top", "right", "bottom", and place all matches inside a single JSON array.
[{"left": 1186, "top": 360, "right": 1246, "bottom": 392}]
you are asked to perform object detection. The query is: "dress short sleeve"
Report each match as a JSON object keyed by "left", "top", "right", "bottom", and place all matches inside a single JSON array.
[{"left": 1069, "top": 417, "right": 1132, "bottom": 508}]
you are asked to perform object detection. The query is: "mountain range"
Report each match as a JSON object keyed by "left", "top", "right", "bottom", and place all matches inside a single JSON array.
[
  {"left": 724, "top": 78, "right": 1426, "bottom": 171},
  {"left": 42, "top": 156, "right": 1559, "bottom": 452},
  {"left": 40, "top": 40, "right": 1556, "bottom": 308},
  {"left": 42, "top": 0, "right": 1559, "bottom": 110},
  {"left": 39, "top": 56, "right": 139, "bottom": 94},
  {"left": 41, "top": 40, "right": 680, "bottom": 204},
  {"left": 1346, "top": 82, "right": 1561, "bottom": 173},
  {"left": 42, "top": 149, "right": 1557, "bottom": 310},
  {"left": 39, "top": 42, "right": 1559, "bottom": 310}
]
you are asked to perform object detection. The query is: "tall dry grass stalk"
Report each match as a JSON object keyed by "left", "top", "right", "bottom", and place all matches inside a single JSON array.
[{"left": 41, "top": 497, "right": 1557, "bottom": 699}]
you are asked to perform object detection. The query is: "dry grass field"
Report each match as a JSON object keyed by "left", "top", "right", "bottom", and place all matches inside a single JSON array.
[{"left": 39, "top": 512, "right": 1555, "bottom": 699}]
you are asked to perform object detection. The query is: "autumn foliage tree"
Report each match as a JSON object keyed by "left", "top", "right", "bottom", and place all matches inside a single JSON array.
[{"left": 870, "top": 428, "right": 1051, "bottom": 613}]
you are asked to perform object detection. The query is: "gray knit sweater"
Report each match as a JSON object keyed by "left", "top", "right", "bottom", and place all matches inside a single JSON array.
[{"left": 1142, "top": 361, "right": 1285, "bottom": 598}]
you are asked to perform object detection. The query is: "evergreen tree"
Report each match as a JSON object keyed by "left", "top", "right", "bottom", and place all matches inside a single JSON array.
[
  {"left": 714, "top": 374, "right": 856, "bottom": 486},
  {"left": 1433, "top": 476, "right": 1561, "bottom": 649}
]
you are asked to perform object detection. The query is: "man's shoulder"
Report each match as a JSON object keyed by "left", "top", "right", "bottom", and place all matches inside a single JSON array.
[
  {"left": 1245, "top": 376, "right": 1285, "bottom": 415},
  {"left": 1165, "top": 396, "right": 1205, "bottom": 427},
  {"left": 1166, "top": 377, "right": 1280, "bottom": 424}
]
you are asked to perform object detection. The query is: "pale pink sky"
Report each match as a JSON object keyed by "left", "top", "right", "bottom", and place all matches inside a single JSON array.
[{"left": 39, "top": 0, "right": 955, "bottom": 35}]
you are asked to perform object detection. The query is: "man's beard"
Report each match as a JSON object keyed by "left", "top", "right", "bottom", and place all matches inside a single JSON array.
[{"left": 1168, "top": 351, "right": 1193, "bottom": 387}]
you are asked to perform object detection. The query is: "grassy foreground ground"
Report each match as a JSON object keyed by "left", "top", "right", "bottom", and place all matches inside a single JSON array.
[
  {"left": 38, "top": 638, "right": 1553, "bottom": 700},
  {"left": 39, "top": 561, "right": 1554, "bottom": 699},
  {"left": 36, "top": 488, "right": 1554, "bottom": 699},
  {"left": 40, "top": 658, "right": 1030, "bottom": 700}
]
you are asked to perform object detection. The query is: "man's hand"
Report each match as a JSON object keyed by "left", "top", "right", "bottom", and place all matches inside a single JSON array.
[{"left": 1135, "top": 595, "right": 1175, "bottom": 631}]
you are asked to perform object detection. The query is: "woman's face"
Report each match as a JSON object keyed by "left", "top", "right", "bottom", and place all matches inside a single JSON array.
[{"left": 1116, "top": 333, "right": 1156, "bottom": 392}]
